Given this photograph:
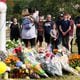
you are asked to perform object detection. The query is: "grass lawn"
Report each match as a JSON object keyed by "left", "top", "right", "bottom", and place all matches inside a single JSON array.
[
  {"left": 9, "top": 75, "right": 80, "bottom": 80},
  {"left": 42, "top": 75, "right": 80, "bottom": 80}
]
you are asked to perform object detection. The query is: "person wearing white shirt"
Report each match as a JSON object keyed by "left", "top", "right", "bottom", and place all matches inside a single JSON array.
[{"left": 50, "top": 23, "right": 59, "bottom": 50}]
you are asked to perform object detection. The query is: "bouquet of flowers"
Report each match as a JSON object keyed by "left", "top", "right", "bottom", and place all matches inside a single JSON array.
[
  {"left": 69, "top": 54, "right": 80, "bottom": 68},
  {"left": 4, "top": 54, "right": 20, "bottom": 66}
]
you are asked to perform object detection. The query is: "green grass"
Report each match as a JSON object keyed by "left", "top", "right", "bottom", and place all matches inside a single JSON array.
[
  {"left": 37, "top": 75, "right": 80, "bottom": 80},
  {"left": 7, "top": 74, "right": 80, "bottom": 80}
]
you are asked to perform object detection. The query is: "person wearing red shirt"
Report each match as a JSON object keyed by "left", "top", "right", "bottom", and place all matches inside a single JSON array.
[
  {"left": 68, "top": 14, "right": 75, "bottom": 52},
  {"left": 37, "top": 16, "right": 44, "bottom": 47}
]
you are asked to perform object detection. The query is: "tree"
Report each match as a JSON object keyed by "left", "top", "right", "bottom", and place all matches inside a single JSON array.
[
  {"left": 7, "top": 0, "right": 32, "bottom": 20},
  {"left": 7, "top": 0, "right": 80, "bottom": 20},
  {"left": 28, "top": 0, "right": 80, "bottom": 18}
]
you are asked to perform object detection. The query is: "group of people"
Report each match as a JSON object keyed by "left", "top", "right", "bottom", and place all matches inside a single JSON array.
[{"left": 10, "top": 8, "right": 80, "bottom": 54}]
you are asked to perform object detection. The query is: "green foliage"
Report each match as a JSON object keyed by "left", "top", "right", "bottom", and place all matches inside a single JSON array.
[
  {"left": 6, "top": 40, "right": 21, "bottom": 49},
  {"left": 7, "top": 0, "right": 32, "bottom": 20},
  {"left": 7, "top": 0, "right": 80, "bottom": 20},
  {"left": 28, "top": 0, "right": 80, "bottom": 18}
]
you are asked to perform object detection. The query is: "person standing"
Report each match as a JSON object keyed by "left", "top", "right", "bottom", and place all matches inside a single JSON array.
[
  {"left": 59, "top": 13, "right": 71, "bottom": 49},
  {"left": 50, "top": 23, "right": 59, "bottom": 50},
  {"left": 21, "top": 8, "right": 37, "bottom": 48},
  {"left": 67, "top": 14, "right": 75, "bottom": 52},
  {"left": 37, "top": 16, "right": 44, "bottom": 47},
  {"left": 75, "top": 16, "right": 80, "bottom": 54},
  {"left": 10, "top": 17, "right": 20, "bottom": 41},
  {"left": 44, "top": 14, "right": 53, "bottom": 46},
  {"left": 56, "top": 14, "right": 64, "bottom": 45}
]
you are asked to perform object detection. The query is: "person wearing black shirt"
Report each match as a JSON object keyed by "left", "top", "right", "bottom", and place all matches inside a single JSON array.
[
  {"left": 44, "top": 14, "right": 53, "bottom": 46},
  {"left": 75, "top": 16, "right": 80, "bottom": 54},
  {"left": 56, "top": 14, "right": 64, "bottom": 45},
  {"left": 59, "top": 14, "right": 71, "bottom": 49},
  {"left": 10, "top": 17, "right": 20, "bottom": 41}
]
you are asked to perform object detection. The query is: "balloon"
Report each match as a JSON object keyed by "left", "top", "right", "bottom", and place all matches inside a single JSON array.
[
  {"left": 16, "top": 61, "right": 23, "bottom": 67},
  {"left": 0, "top": 61, "right": 7, "bottom": 74}
]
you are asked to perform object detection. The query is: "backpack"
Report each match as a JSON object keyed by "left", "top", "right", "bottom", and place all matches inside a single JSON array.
[{"left": 22, "top": 18, "right": 31, "bottom": 30}]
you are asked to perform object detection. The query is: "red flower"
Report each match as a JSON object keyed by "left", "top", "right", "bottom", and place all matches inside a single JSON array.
[
  {"left": 13, "top": 46, "right": 22, "bottom": 53},
  {"left": 46, "top": 53, "right": 51, "bottom": 57}
]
